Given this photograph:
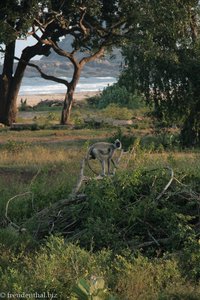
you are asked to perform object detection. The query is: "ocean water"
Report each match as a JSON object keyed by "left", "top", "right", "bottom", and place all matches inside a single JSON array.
[{"left": 19, "top": 76, "right": 117, "bottom": 95}]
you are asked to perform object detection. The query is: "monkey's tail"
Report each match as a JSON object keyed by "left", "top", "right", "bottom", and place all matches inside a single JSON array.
[{"left": 85, "top": 153, "right": 99, "bottom": 176}]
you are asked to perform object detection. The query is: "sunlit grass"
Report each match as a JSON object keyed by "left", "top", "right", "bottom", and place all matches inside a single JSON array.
[
  {"left": 0, "top": 145, "right": 85, "bottom": 168},
  {"left": 121, "top": 148, "right": 200, "bottom": 179},
  {"left": 0, "top": 145, "right": 85, "bottom": 222}
]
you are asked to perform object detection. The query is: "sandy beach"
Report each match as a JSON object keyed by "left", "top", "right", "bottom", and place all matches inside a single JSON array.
[{"left": 17, "top": 91, "right": 99, "bottom": 107}]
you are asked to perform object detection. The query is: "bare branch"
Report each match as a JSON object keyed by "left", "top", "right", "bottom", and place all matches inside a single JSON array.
[
  {"left": 34, "top": 17, "right": 54, "bottom": 30},
  {"left": 80, "top": 46, "right": 105, "bottom": 66},
  {"left": 156, "top": 166, "right": 174, "bottom": 200},
  {"left": 110, "top": 19, "right": 126, "bottom": 31},
  {"left": 71, "top": 158, "right": 88, "bottom": 196},
  {"left": 134, "top": 238, "right": 170, "bottom": 249},
  {"left": 148, "top": 230, "right": 160, "bottom": 246},
  {"left": 5, "top": 192, "right": 32, "bottom": 231},
  {"left": 46, "top": 39, "right": 79, "bottom": 67},
  {"left": 79, "top": 7, "right": 88, "bottom": 38},
  {"left": 13, "top": 55, "right": 69, "bottom": 87},
  {"left": 27, "top": 62, "right": 69, "bottom": 86}
]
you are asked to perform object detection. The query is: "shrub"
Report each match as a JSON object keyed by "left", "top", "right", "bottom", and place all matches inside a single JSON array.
[
  {"left": 0, "top": 237, "right": 199, "bottom": 299},
  {"left": 115, "top": 255, "right": 184, "bottom": 300},
  {"left": 88, "top": 83, "right": 144, "bottom": 109},
  {"left": 109, "top": 127, "right": 138, "bottom": 150},
  {"left": 101, "top": 104, "right": 133, "bottom": 120},
  {"left": 72, "top": 167, "right": 200, "bottom": 262}
]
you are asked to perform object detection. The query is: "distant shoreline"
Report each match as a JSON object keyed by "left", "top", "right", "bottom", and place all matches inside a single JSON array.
[
  {"left": 19, "top": 76, "right": 116, "bottom": 97},
  {"left": 17, "top": 91, "right": 99, "bottom": 107}
]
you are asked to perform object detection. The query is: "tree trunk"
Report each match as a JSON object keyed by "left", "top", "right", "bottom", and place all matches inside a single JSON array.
[
  {"left": 181, "top": 111, "right": 200, "bottom": 147},
  {"left": 60, "top": 66, "right": 82, "bottom": 125},
  {"left": 5, "top": 56, "right": 30, "bottom": 125},
  {"left": 0, "top": 78, "right": 11, "bottom": 125},
  {"left": 0, "top": 41, "right": 15, "bottom": 125},
  {"left": 61, "top": 89, "right": 74, "bottom": 124},
  {"left": 0, "top": 42, "right": 51, "bottom": 125},
  {"left": 0, "top": 46, "right": 31, "bottom": 125}
]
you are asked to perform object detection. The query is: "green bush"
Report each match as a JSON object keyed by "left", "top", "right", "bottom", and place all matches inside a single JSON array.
[
  {"left": 109, "top": 127, "right": 138, "bottom": 150},
  {"left": 0, "top": 236, "right": 199, "bottom": 299},
  {"left": 88, "top": 83, "right": 144, "bottom": 109},
  {"left": 70, "top": 167, "right": 200, "bottom": 264},
  {"left": 19, "top": 98, "right": 29, "bottom": 111},
  {"left": 101, "top": 104, "right": 133, "bottom": 120}
]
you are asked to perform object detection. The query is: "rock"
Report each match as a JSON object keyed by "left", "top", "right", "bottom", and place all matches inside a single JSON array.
[{"left": 112, "top": 120, "right": 134, "bottom": 126}]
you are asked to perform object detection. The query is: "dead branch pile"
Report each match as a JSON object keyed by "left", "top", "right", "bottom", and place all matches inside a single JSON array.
[{"left": 4, "top": 148, "right": 200, "bottom": 252}]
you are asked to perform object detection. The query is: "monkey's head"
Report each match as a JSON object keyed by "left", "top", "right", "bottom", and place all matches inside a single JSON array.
[{"left": 114, "top": 139, "right": 122, "bottom": 149}]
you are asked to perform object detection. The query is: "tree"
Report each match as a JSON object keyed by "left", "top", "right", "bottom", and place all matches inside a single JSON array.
[
  {"left": 0, "top": 0, "right": 135, "bottom": 125},
  {"left": 27, "top": 0, "right": 133, "bottom": 124},
  {"left": 0, "top": 0, "right": 51, "bottom": 125},
  {"left": 120, "top": 0, "right": 200, "bottom": 146}
]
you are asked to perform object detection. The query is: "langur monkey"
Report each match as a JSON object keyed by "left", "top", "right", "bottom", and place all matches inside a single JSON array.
[{"left": 86, "top": 139, "right": 122, "bottom": 176}]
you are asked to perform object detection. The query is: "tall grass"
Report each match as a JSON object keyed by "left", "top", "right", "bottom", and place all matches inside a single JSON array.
[{"left": 0, "top": 143, "right": 85, "bottom": 167}]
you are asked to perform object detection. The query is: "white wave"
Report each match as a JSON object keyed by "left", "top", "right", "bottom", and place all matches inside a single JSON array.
[{"left": 19, "top": 76, "right": 116, "bottom": 95}]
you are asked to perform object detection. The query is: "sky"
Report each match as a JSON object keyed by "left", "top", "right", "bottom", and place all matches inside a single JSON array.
[{"left": 0, "top": 36, "right": 42, "bottom": 64}]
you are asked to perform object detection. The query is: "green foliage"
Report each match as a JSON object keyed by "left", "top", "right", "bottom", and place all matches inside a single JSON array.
[
  {"left": 28, "top": 166, "right": 73, "bottom": 211},
  {"left": 3, "top": 140, "right": 31, "bottom": 153},
  {"left": 0, "top": 163, "right": 75, "bottom": 228},
  {"left": 0, "top": 236, "right": 199, "bottom": 299},
  {"left": 72, "top": 277, "right": 115, "bottom": 300},
  {"left": 101, "top": 104, "right": 133, "bottom": 120},
  {"left": 0, "top": 237, "right": 113, "bottom": 298},
  {"left": 180, "top": 238, "right": 200, "bottom": 281},
  {"left": 88, "top": 84, "right": 144, "bottom": 109},
  {"left": 0, "top": 228, "right": 36, "bottom": 252},
  {"left": 115, "top": 255, "right": 184, "bottom": 300},
  {"left": 72, "top": 111, "right": 85, "bottom": 128},
  {"left": 68, "top": 168, "right": 200, "bottom": 265},
  {"left": 151, "top": 120, "right": 180, "bottom": 150},
  {"left": 46, "top": 112, "right": 57, "bottom": 122},
  {"left": 0, "top": 0, "right": 45, "bottom": 44},
  {"left": 84, "top": 118, "right": 107, "bottom": 130},
  {"left": 109, "top": 127, "right": 137, "bottom": 150},
  {"left": 121, "top": 0, "right": 200, "bottom": 146},
  {"left": 19, "top": 99, "right": 28, "bottom": 111}
]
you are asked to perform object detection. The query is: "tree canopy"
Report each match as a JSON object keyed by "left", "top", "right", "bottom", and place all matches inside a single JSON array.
[
  {"left": 120, "top": 0, "right": 200, "bottom": 146},
  {"left": 0, "top": 0, "right": 44, "bottom": 44}
]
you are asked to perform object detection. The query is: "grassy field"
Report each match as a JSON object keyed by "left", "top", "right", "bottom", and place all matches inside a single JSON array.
[{"left": 0, "top": 100, "right": 200, "bottom": 299}]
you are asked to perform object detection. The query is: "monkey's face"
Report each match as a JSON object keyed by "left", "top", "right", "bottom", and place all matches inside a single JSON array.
[{"left": 115, "top": 139, "right": 122, "bottom": 149}]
